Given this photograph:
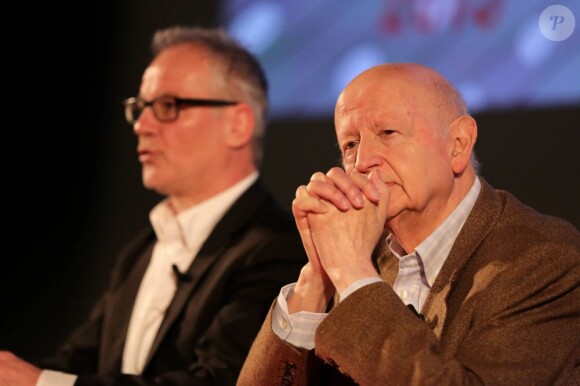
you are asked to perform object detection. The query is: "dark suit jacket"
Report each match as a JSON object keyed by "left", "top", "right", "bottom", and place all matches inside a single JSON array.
[
  {"left": 39, "top": 179, "right": 307, "bottom": 386},
  {"left": 237, "top": 178, "right": 580, "bottom": 386}
]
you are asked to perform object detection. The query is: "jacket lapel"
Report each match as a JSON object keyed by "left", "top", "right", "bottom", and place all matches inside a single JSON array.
[
  {"left": 421, "top": 178, "right": 503, "bottom": 337},
  {"left": 374, "top": 231, "right": 398, "bottom": 286},
  {"left": 100, "top": 234, "right": 155, "bottom": 374},
  {"left": 143, "top": 180, "right": 268, "bottom": 367}
]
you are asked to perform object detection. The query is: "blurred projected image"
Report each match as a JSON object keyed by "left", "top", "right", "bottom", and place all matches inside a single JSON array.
[{"left": 221, "top": 0, "right": 580, "bottom": 120}]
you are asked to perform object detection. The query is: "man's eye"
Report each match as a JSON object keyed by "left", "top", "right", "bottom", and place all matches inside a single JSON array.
[
  {"left": 344, "top": 141, "right": 358, "bottom": 150},
  {"left": 160, "top": 101, "right": 175, "bottom": 110}
]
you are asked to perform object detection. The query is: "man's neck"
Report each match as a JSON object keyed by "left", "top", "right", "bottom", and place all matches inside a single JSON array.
[
  {"left": 168, "top": 169, "right": 258, "bottom": 215},
  {"left": 388, "top": 174, "right": 476, "bottom": 253}
]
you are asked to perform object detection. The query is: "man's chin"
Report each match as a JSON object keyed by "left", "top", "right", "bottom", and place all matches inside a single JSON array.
[
  {"left": 142, "top": 174, "right": 161, "bottom": 191},
  {"left": 385, "top": 204, "right": 404, "bottom": 226}
]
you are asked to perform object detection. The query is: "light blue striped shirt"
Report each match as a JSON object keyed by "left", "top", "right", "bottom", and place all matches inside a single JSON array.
[{"left": 273, "top": 177, "right": 481, "bottom": 349}]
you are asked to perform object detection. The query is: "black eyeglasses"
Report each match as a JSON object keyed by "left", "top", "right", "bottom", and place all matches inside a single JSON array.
[{"left": 122, "top": 95, "right": 239, "bottom": 124}]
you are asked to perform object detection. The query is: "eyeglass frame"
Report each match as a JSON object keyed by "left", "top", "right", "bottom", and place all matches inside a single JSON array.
[{"left": 122, "top": 95, "right": 239, "bottom": 124}]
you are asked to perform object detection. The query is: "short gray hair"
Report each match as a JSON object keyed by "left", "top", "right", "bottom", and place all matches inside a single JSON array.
[{"left": 151, "top": 26, "right": 269, "bottom": 166}]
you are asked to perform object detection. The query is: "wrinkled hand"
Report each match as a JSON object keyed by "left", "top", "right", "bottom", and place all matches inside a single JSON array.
[
  {"left": 306, "top": 168, "right": 389, "bottom": 293},
  {"left": 0, "top": 351, "right": 41, "bottom": 386},
  {"left": 289, "top": 174, "right": 335, "bottom": 313},
  {"left": 290, "top": 167, "right": 389, "bottom": 311}
]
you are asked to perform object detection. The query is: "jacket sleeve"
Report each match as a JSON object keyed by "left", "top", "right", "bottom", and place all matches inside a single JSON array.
[{"left": 237, "top": 306, "right": 322, "bottom": 386}]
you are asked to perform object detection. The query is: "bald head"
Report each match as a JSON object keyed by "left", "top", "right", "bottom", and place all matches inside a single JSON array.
[{"left": 337, "top": 63, "right": 467, "bottom": 133}]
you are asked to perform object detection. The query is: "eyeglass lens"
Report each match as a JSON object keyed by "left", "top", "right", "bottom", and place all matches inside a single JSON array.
[{"left": 124, "top": 97, "right": 179, "bottom": 124}]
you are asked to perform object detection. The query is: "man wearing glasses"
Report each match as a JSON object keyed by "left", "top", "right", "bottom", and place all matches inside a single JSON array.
[{"left": 0, "top": 26, "right": 306, "bottom": 386}]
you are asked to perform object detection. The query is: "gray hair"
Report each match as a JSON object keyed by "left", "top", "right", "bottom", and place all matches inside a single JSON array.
[{"left": 151, "top": 26, "right": 269, "bottom": 166}]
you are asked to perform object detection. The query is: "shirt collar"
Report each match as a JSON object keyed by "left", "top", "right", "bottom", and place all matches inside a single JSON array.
[
  {"left": 387, "top": 176, "right": 481, "bottom": 286},
  {"left": 150, "top": 172, "right": 259, "bottom": 249}
]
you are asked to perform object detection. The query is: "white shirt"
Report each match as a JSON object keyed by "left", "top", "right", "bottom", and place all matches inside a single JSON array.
[
  {"left": 273, "top": 177, "right": 481, "bottom": 349},
  {"left": 38, "top": 172, "right": 259, "bottom": 385}
]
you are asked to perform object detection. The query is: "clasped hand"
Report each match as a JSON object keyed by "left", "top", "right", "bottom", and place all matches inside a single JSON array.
[{"left": 288, "top": 167, "right": 389, "bottom": 313}]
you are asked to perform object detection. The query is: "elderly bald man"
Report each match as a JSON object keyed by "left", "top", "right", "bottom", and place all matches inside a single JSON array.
[{"left": 237, "top": 63, "right": 579, "bottom": 386}]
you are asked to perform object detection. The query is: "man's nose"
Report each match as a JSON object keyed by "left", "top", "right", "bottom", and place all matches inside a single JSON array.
[
  {"left": 354, "top": 138, "right": 382, "bottom": 173},
  {"left": 133, "top": 107, "right": 158, "bottom": 135}
]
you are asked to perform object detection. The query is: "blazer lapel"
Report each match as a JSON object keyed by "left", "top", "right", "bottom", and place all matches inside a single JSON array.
[
  {"left": 100, "top": 235, "right": 155, "bottom": 374},
  {"left": 421, "top": 178, "right": 503, "bottom": 337},
  {"left": 374, "top": 231, "right": 398, "bottom": 286},
  {"left": 143, "top": 180, "right": 268, "bottom": 368},
  {"left": 144, "top": 240, "right": 227, "bottom": 365}
]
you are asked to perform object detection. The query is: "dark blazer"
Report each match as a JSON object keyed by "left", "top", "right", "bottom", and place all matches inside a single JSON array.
[
  {"left": 237, "top": 178, "right": 580, "bottom": 386},
  {"left": 40, "top": 179, "right": 307, "bottom": 386}
]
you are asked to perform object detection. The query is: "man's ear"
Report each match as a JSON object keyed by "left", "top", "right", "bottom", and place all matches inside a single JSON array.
[
  {"left": 450, "top": 115, "right": 477, "bottom": 174},
  {"left": 225, "top": 103, "right": 255, "bottom": 149}
]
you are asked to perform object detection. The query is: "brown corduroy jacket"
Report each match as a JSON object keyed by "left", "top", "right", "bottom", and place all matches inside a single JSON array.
[{"left": 237, "top": 178, "right": 580, "bottom": 386}]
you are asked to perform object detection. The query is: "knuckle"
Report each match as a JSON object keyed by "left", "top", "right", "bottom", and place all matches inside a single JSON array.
[
  {"left": 294, "top": 185, "right": 308, "bottom": 198},
  {"left": 326, "top": 167, "right": 344, "bottom": 178},
  {"left": 310, "top": 171, "right": 326, "bottom": 181}
]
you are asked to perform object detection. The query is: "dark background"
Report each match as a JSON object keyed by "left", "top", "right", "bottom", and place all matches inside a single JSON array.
[{"left": 1, "top": 2, "right": 578, "bottom": 362}]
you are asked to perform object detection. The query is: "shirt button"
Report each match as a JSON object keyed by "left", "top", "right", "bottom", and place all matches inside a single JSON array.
[
  {"left": 280, "top": 319, "right": 289, "bottom": 329},
  {"left": 400, "top": 290, "right": 408, "bottom": 300}
]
